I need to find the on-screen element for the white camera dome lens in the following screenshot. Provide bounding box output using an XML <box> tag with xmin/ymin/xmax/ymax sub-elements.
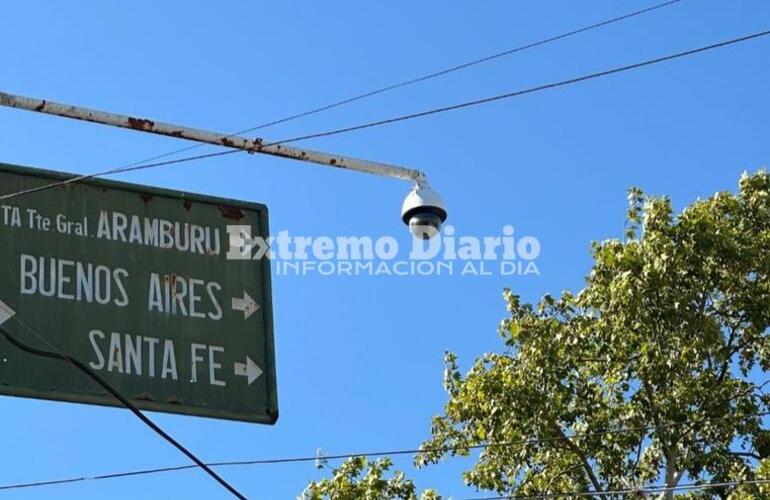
<box><xmin>401</xmin><ymin>185</ymin><xmax>447</xmax><ymax>240</ymax></box>
<box><xmin>409</xmin><ymin>212</ymin><xmax>442</xmax><ymax>240</ymax></box>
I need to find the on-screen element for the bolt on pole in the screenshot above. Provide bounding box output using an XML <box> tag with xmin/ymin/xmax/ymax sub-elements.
<box><xmin>0</xmin><ymin>91</ymin><xmax>428</xmax><ymax>186</ymax></box>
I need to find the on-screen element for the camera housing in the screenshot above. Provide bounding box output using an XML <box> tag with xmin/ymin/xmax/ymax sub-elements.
<box><xmin>401</xmin><ymin>185</ymin><xmax>447</xmax><ymax>240</ymax></box>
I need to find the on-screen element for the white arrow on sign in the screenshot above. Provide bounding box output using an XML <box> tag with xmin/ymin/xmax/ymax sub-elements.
<box><xmin>0</xmin><ymin>300</ymin><xmax>15</xmax><ymax>326</ymax></box>
<box><xmin>234</xmin><ymin>356</ymin><xmax>263</xmax><ymax>385</ymax></box>
<box><xmin>231</xmin><ymin>291</ymin><xmax>260</xmax><ymax>320</ymax></box>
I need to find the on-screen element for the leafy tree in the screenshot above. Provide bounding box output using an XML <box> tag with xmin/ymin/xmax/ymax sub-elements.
<box><xmin>302</xmin><ymin>172</ymin><xmax>770</xmax><ymax>498</ymax></box>
<box><xmin>416</xmin><ymin>172</ymin><xmax>770</xmax><ymax>498</ymax></box>
<box><xmin>722</xmin><ymin>458</ymin><xmax>770</xmax><ymax>498</ymax></box>
<box><xmin>299</xmin><ymin>457</ymin><xmax>440</xmax><ymax>500</ymax></box>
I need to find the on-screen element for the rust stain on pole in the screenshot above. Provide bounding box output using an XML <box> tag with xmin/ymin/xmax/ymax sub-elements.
<box><xmin>127</xmin><ymin>117</ymin><xmax>156</xmax><ymax>131</ymax></box>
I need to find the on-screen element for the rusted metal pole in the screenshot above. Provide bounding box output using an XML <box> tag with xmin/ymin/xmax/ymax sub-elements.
<box><xmin>0</xmin><ymin>91</ymin><xmax>428</xmax><ymax>185</ymax></box>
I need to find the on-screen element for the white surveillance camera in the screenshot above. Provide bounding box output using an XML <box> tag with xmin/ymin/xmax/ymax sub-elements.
<box><xmin>401</xmin><ymin>185</ymin><xmax>447</xmax><ymax>240</ymax></box>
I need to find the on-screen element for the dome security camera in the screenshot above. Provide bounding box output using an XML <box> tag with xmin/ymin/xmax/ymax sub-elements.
<box><xmin>401</xmin><ymin>185</ymin><xmax>447</xmax><ymax>240</ymax></box>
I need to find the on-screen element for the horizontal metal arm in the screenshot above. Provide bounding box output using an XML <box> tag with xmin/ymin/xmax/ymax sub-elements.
<box><xmin>0</xmin><ymin>91</ymin><xmax>427</xmax><ymax>185</ymax></box>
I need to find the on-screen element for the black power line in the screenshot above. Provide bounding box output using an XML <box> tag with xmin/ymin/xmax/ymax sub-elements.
<box><xmin>0</xmin><ymin>149</ymin><xmax>239</xmax><ymax>201</ymax></box>
<box><xmin>2</xmin><ymin>27</ymin><xmax>767</xmax><ymax>203</ymax></box>
<box><xmin>268</xmin><ymin>28</ymin><xmax>770</xmax><ymax>146</ymax></box>
<box><xmin>230</xmin><ymin>0</ymin><xmax>687</xmax><ymax>136</ymax></box>
<box><xmin>1</xmin><ymin>408</ymin><xmax>767</xmax><ymax>493</ymax></box>
<box><xmin>0</xmin><ymin>325</ymin><xmax>248</xmax><ymax>500</ymax></box>
<box><xmin>460</xmin><ymin>478</ymin><xmax>770</xmax><ymax>500</ymax></box>
<box><xmin>105</xmin><ymin>0</ymin><xmax>687</xmax><ymax>173</ymax></box>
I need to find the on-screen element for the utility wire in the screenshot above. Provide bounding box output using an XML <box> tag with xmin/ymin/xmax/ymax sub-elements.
<box><xmin>0</xmin><ymin>323</ymin><xmax>248</xmax><ymax>499</ymax></box>
<box><xmin>9</xmin><ymin>474</ymin><xmax>767</xmax><ymax>499</ymax></box>
<box><xmin>0</xmin><ymin>149</ymin><xmax>239</xmax><ymax>201</ymax></box>
<box><xmin>1</xmin><ymin>409</ymin><xmax>767</xmax><ymax>492</ymax></box>
<box><xmin>220</xmin><ymin>0</ymin><xmax>687</xmax><ymax>137</ymax></box>
<box><xmin>461</xmin><ymin>478</ymin><xmax>770</xmax><ymax>500</ymax></box>
<box><xmin>101</xmin><ymin>0</ymin><xmax>686</xmax><ymax>172</ymax></box>
<box><xmin>1</xmin><ymin>27</ymin><xmax>767</xmax><ymax>203</ymax></box>
<box><xmin>269</xmin><ymin>28</ymin><xmax>770</xmax><ymax>146</ymax></box>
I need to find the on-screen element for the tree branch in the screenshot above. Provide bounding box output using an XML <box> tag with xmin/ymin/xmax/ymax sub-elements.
<box><xmin>544</xmin><ymin>464</ymin><xmax>581</xmax><ymax>494</ymax></box>
<box><xmin>671</xmin><ymin>448</ymin><xmax>691</xmax><ymax>490</ymax></box>
<box><xmin>730</xmin><ymin>451</ymin><xmax>762</xmax><ymax>461</ymax></box>
<box><xmin>643</xmin><ymin>381</ymin><xmax>673</xmax><ymax>460</ymax></box>
<box><xmin>717</xmin><ymin>321</ymin><xmax>741</xmax><ymax>384</ymax></box>
<box><xmin>642</xmin><ymin>381</ymin><xmax>681</xmax><ymax>500</ymax></box>
<box><xmin>546</xmin><ymin>416</ymin><xmax>603</xmax><ymax>492</ymax></box>
<box><xmin>630</xmin><ymin>431</ymin><xmax>646</xmax><ymax>488</ymax></box>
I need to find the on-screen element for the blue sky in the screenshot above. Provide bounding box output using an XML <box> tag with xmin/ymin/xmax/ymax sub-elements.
<box><xmin>1</xmin><ymin>1</ymin><xmax>769</xmax><ymax>498</ymax></box>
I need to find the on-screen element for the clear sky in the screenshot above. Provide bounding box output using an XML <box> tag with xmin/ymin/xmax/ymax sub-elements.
<box><xmin>1</xmin><ymin>1</ymin><xmax>769</xmax><ymax>498</ymax></box>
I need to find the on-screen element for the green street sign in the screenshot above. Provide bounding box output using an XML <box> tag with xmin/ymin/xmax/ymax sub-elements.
<box><xmin>0</xmin><ymin>163</ymin><xmax>277</xmax><ymax>424</ymax></box>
